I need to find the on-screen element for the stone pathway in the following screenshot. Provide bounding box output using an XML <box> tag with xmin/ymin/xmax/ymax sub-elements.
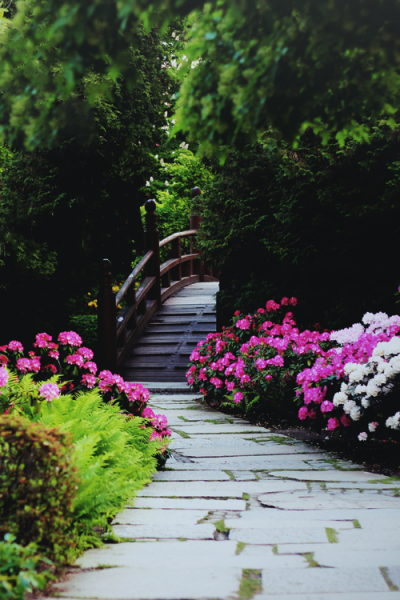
<box><xmin>51</xmin><ymin>391</ymin><xmax>400</xmax><ymax>600</ymax></box>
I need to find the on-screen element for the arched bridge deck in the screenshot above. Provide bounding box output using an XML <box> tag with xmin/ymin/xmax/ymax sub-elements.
<box><xmin>120</xmin><ymin>281</ymin><xmax>218</xmax><ymax>382</ymax></box>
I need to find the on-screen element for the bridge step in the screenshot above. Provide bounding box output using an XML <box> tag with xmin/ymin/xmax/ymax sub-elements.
<box><xmin>120</xmin><ymin>282</ymin><xmax>218</xmax><ymax>383</ymax></box>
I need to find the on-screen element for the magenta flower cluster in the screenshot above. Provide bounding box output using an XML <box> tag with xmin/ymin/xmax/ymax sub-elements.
<box><xmin>0</xmin><ymin>331</ymin><xmax>171</xmax><ymax>444</ymax></box>
<box><xmin>186</xmin><ymin>298</ymin><xmax>331</xmax><ymax>413</ymax></box>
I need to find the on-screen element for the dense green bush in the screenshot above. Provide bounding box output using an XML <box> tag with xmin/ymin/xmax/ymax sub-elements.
<box><xmin>0</xmin><ymin>415</ymin><xmax>78</xmax><ymax>563</ymax></box>
<box><xmin>33</xmin><ymin>390</ymin><xmax>160</xmax><ymax>551</ymax></box>
<box><xmin>198</xmin><ymin>123</ymin><xmax>400</xmax><ymax>330</ymax></box>
<box><xmin>0</xmin><ymin>534</ymin><xmax>50</xmax><ymax>600</ymax></box>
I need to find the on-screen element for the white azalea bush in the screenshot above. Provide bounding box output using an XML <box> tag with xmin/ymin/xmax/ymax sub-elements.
<box><xmin>335</xmin><ymin>336</ymin><xmax>400</xmax><ymax>441</ymax></box>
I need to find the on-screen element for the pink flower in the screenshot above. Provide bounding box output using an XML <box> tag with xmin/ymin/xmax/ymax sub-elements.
<box><xmin>8</xmin><ymin>341</ymin><xmax>24</xmax><ymax>352</ymax></box>
<box><xmin>266</xmin><ymin>300</ymin><xmax>280</xmax><ymax>312</ymax></box>
<box><xmin>265</xmin><ymin>374</ymin><xmax>272</xmax><ymax>381</ymax></box>
<box><xmin>240</xmin><ymin>374</ymin><xmax>251</xmax><ymax>384</ymax></box>
<box><xmin>43</xmin><ymin>364</ymin><xmax>57</xmax><ymax>374</ymax></box>
<box><xmin>289</xmin><ymin>297</ymin><xmax>298</xmax><ymax>306</ymax></box>
<box><xmin>358</xmin><ymin>432</ymin><xmax>368</xmax><ymax>441</ymax></box>
<box><xmin>226</xmin><ymin>381</ymin><xmax>235</xmax><ymax>391</ymax></box>
<box><xmin>340</xmin><ymin>414</ymin><xmax>352</xmax><ymax>427</ymax></box>
<box><xmin>78</xmin><ymin>347</ymin><xmax>94</xmax><ymax>360</ymax></box>
<box><xmin>34</xmin><ymin>333</ymin><xmax>52</xmax><ymax>348</ymax></box>
<box><xmin>66</xmin><ymin>354</ymin><xmax>85</xmax><ymax>368</ymax></box>
<box><xmin>16</xmin><ymin>357</ymin><xmax>41</xmax><ymax>373</ymax></box>
<box><xmin>233</xmin><ymin>391</ymin><xmax>244</xmax><ymax>404</ymax></box>
<box><xmin>0</xmin><ymin>355</ymin><xmax>8</xmax><ymax>365</ymax></box>
<box><xmin>327</xmin><ymin>417</ymin><xmax>340</xmax><ymax>431</ymax></box>
<box><xmin>39</xmin><ymin>382</ymin><xmax>60</xmax><ymax>402</ymax></box>
<box><xmin>58</xmin><ymin>331</ymin><xmax>82</xmax><ymax>347</ymax></box>
<box><xmin>236</xmin><ymin>318</ymin><xmax>250</xmax><ymax>330</ymax></box>
<box><xmin>142</xmin><ymin>407</ymin><xmax>156</xmax><ymax>419</ymax></box>
<box><xmin>190</xmin><ymin>350</ymin><xmax>201</xmax><ymax>361</ymax></box>
<box><xmin>0</xmin><ymin>367</ymin><xmax>8</xmax><ymax>387</ymax></box>
<box><xmin>83</xmin><ymin>361</ymin><xmax>97</xmax><ymax>375</ymax></box>
<box><xmin>210</xmin><ymin>377</ymin><xmax>223</xmax><ymax>389</ymax></box>
<box><xmin>81</xmin><ymin>374</ymin><xmax>97</xmax><ymax>388</ymax></box>
<box><xmin>281</xmin><ymin>297</ymin><xmax>289</xmax><ymax>305</ymax></box>
<box><xmin>320</xmin><ymin>400</ymin><xmax>335</xmax><ymax>413</ymax></box>
<box><xmin>298</xmin><ymin>406</ymin><xmax>309</xmax><ymax>420</ymax></box>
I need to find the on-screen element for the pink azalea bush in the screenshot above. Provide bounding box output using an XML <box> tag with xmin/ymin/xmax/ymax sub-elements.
<box><xmin>296</xmin><ymin>312</ymin><xmax>400</xmax><ymax>440</ymax></box>
<box><xmin>0</xmin><ymin>331</ymin><xmax>171</xmax><ymax>444</ymax></box>
<box><xmin>186</xmin><ymin>298</ymin><xmax>332</xmax><ymax>416</ymax></box>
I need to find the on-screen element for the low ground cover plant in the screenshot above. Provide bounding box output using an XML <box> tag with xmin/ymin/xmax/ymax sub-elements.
<box><xmin>0</xmin><ymin>534</ymin><xmax>50</xmax><ymax>600</ymax></box>
<box><xmin>187</xmin><ymin>299</ymin><xmax>400</xmax><ymax>441</ymax></box>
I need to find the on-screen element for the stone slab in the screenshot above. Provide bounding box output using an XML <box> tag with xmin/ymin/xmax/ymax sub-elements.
<box><xmin>270</xmin><ymin>470</ymin><xmax>388</xmax><ymax>482</ymax></box>
<box><xmin>55</xmin><ymin>566</ymin><xmax>242</xmax><ymax>599</ymax></box>
<box><xmin>112</xmin><ymin>509</ymin><xmax>209</xmax><ymax>525</ymax></box>
<box><xmin>165</xmin><ymin>459</ymin><xmax>315</xmax><ymax>471</ymax></box>
<box><xmin>171</xmin><ymin>424</ymin><xmax>268</xmax><ymax>434</ymax></box>
<box><xmin>231</xmin><ymin>471</ymin><xmax>259</xmax><ymax>481</ymax></box>
<box><xmin>229</xmin><ymin>527</ymin><xmax>329</xmax><ymax>544</ymax></box>
<box><xmin>169</xmin><ymin>437</ymin><xmax>271</xmax><ymax>449</ymax></box>
<box><xmin>258</xmin><ymin>490</ymin><xmax>400</xmax><ymax>510</ymax></box>
<box><xmin>325</xmin><ymin>482</ymin><xmax>400</xmax><ymax>490</ymax></box>
<box><xmin>134</xmin><ymin>497</ymin><xmax>246</xmax><ymax>510</ymax></box>
<box><xmin>112</xmin><ymin>523</ymin><xmax>215</xmax><ymax>540</ymax></box>
<box><xmin>176</xmin><ymin>446</ymin><xmax>324</xmax><ymax>458</ymax></box>
<box><xmin>225</xmin><ymin>513</ymin><xmax>355</xmax><ymax>530</ymax></box>
<box><xmin>258</xmin><ymin>567</ymin><xmax>388</xmax><ymax>595</ymax></box>
<box><xmin>153</xmin><ymin>470</ymin><xmax>231</xmax><ymax>481</ymax></box>
<box><xmin>256</xmin><ymin>594</ymin><xmax>400</xmax><ymax>600</ymax></box>
<box><xmin>311</xmin><ymin>545</ymin><xmax>400</xmax><ymax>568</ymax></box>
<box><xmin>137</xmin><ymin>480</ymin><xmax>308</xmax><ymax>498</ymax></box>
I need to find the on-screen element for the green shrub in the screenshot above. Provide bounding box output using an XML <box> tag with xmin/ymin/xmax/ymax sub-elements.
<box><xmin>31</xmin><ymin>390</ymin><xmax>160</xmax><ymax>552</ymax></box>
<box><xmin>0</xmin><ymin>534</ymin><xmax>50</xmax><ymax>600</ymax></box>
<box><xmin>0</xmin><ymin>415</ymin><xmax>78</xmax><ymax>563</ymax></box>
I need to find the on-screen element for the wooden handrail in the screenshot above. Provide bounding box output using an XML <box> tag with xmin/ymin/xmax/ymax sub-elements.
<box><xmin>115</xmin><ymin>250</ymin><xmax>153</xmax><ymax>306</ymax></box>
<box><xmin>98</xmin><ymin>190</ymin><xmax>219</xmax><ymax>371</ymax></box>
<box><xmin>159</xmin><ymin>229</ymin><xmax>197</xmax><ymax>248</ymax></box>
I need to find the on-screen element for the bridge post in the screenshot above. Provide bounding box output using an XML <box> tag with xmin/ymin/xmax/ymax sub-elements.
<box><xmin>190</xmin><ymin>187</ymin><xmax>204</xmax><ymax>282</ymax></box>
<box><xmin>144</xmin><ymin>199</ymin><xmax>161</xmax><ymax>306</ymax></box>
<box><xmin>98</xmin><ymin>258</ymin><xmax>117</xmax><ymax>371</ymax></box>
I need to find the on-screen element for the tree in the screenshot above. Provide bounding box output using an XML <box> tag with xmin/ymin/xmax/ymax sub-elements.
<box><xmin>197</xmin><ymin>123</ymin><xmax>400</xmax><ymax>328</ymax></box>
<box><xmin>0</xmin><ymin>24</ymin><xmax>183</xmax><ymax>344</ymax></box>
<box><xmin>2</xmin><ymin>1</ymin><xmax>400</xmax><ymax>151</ymax></box>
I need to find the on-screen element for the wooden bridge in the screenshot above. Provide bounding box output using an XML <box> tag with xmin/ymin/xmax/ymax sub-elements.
<box><xmin>98</xmin><ymin>192</ymin><xmax>218</xmax><ymax>382</ymax></box>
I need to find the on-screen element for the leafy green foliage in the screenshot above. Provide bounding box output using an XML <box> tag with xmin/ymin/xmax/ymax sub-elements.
<box><xmin>141</xmin><ymin>148</ymin><xmax>213</xmax><ymax>242</ymax></box>
<box><xmin>0</xmin><ymin>534</ymin><xmax>50</xmax><ymax>600</ymax></box>
<box><xmin>0</xmin><ymin>25</ymin><xmax>182</xmax><ymax>344</ymax></box>
<box><xmin>0</xmin><ymin>414</ymin><xmax>78</xmax><ymax>563</ymax></box>
<box><xmin>198</xmin><ymin>124</ymin><xmax>400</xmax><ymax>329</ymax></box>
<box><xmin>28</xmin><ymin>390</ymin><xmax>160</xmax><ymax>553</ymax></box>
<box><xmin>2</xmin><ymin>1</ymin><xmax>400</xmax><ymax>150</ymax></box>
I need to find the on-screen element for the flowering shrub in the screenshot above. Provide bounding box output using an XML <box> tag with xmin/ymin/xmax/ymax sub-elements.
<box><xmin>186</xmin><ymin>298</ymin><xmax>332</xmax><ymax>416</ymax></box>
<box><xmin>0</xmin><ymin>331</ymin><xmax>171</xmax><ymax>444</ymax></box>
<box><xmin>296</xmin><ymin>312</ymin><xmax>400</xmax><ymax>440</ymax></box>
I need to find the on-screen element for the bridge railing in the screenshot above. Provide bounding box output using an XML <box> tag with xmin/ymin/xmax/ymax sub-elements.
<box><xmin>98</xmin><ymin>194</ymin><xmax>218</xmax><ymax>371</ymax></box>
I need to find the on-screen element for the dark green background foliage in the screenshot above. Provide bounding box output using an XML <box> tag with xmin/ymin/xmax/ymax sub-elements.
<box><xmin>198</xmin><ymin>122</ymin><xmax>400</xmax><ymax>329</ymax></box>
<box><xmin>0</xmin><ymin>25</ymin><xmax>182</xmax><ymax>345</ymax></box>
<box><xmin>0</xmin><ymin>415</ymin><xmax>78</xmax><ymax>563</ymax></box>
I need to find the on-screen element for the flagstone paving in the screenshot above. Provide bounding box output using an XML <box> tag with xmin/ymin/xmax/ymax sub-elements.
<box><xmin>51</xmin><ymin>390</ymin><xmax>400</xmax><ymax>600</ymax></box>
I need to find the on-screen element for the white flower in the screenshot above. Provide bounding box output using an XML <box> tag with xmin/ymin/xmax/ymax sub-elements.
<box><xmin>160</xmin><ymin>158</ymin><xmax>164</xmax><ymax>166</ymax></box>
<box><xmin>386</xmin><ymin>412</ymin><xmax>400</xmax><ymax>429</ymax></box>
<box><xmin>354</xmin><ymin>384</ymin><xmax>367</xmax><ymax>395</ymax></box>
<box><xmin>370</xmin><ymin>355</ymin><xmax>384</xmax><ymax>363</ymax></box>
<box><xmin>358</xmin><ymin>432</ymin><xmax>368</xmax><ymax>441</ymax></box>
<box><xmin>340</xmin><ymin>382</ymin><xmax>349</xmax><ymax>393</ymax></box>
<box><xmin>145</xmin><ymin>181</ymin><xmax>150</xmax><ymax>187</ymax></box>
<box><xmin>368</xmin><ymin>422</ymin><xmax>378</xmax><ymax>432</ymax></box>
<box><xmin>165</xmin><ymin>180</ymin><xmax>169</xmax><ymax>186</ymax></box>
<box><xmin>333</xmin><ymin>391</ymin><xmax>347</xmax><ymax>406</ymax></box>
<box><xmin>172</xmin><ymin>119</ymin><xmax>176</xmax><ymax>124</ymax></box>
<box><xmin>171</xmin><ymin>59</ymin><xmax>177</xmax><ymax>68</ymax></box>
<box><xmin>344</xmin><ymin>363</ymin><xmax>359</xmax><ymax>374</ymax></box>
<box><xmin>366</xmin><ymin>381</ymin><xmax>380</xmax><ymax>397</ymax></box>
<box><xmin>349</xmin><ymin>369</ymin><xmax>365</xmax><ymax>383</ymax></box>
<box><xmin>176</xmin><ymin>36</ymin><xmax>179</xmax><ymax>41</ymax></box>
<box><xmin>389</xmin><ymin>355</ymin><xmax>400</xmax><ymax>374</ymax></box>
<box><xmin>384</xmin><ymin>336</ymin><xmax>400</xmax><ymax>357</ymax></box>
<box><xmin>154</xmin><ymin>155</ymin><xmax>158</xmax><ymax>159</ymax></box>
<box><xmin>150</xmin><ymin>177</ymin><xmax>154</xmax><ymax>182</ymax></box>
<box><xmin>361</xmin><ymin>398</ymin><xmax>370</xmax><ymax>408</ymax></box>
<box><xmin>373</xmin><ymin>374</ymin><xmax>387</xmax><ymax>386</ymax></box>
<box><xmin>343</xmin><ymin>399</ymin><xmax>356</xmax><ymax>414</ymax></box>
<box><xmin>171</xmin><ymin>31</ymin><xmax>176</xmax><ymax>38</ymax></box>
<box><xmin>372</xmin><ymin>342</ymin><xmax>386</xmax><ymax>357</ymax></box>
<box><xmin>350</xmin><ymin>406</ymin><xmax>361</xmax><ymax>421</ymax></box>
